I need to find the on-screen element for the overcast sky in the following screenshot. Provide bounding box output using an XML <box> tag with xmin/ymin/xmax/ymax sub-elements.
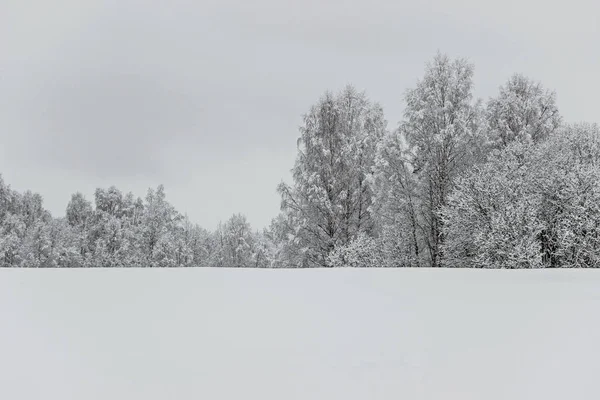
<box><xmin>1</xmin><ymin>0</ymin><xmax>598</xmax><ymax>230</ymax></box>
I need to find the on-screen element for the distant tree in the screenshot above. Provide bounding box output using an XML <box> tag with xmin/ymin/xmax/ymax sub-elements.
<box><xmin>140</xmin><ymin>185</ymin><xmax>182</xmax><ymax>267</ymax></box>
<box><xmin>50</xmin><ymin>219</ymin><xmax>83</xmax><ymax>268</ymax></box>
<box><xmin>171</xmin><ymin>216</ymin><xmax>197</xmax><ymax>267</ymax></box>
<box><xmin>211</xmin><ymin>214</ymin><xmax>254</xmax><ymax>268</ymax></box>
<box><xmin>94</xmin><ymin>186</ymin><xmax>129</xmax><ymax>218</ymax></box>
<box><xmin>22</xmin><ymin>219</ymin><xmax>54</xmax><ymax>268</ymax></box>
<box><xmin>248</xmin><ymin>227</ymin><xmax>279</xmax><ymax>268</ymax></box>
<box><xmin>0</xmin><ymin>175</ymin><xmax>23</xmax><ymax>222</ymax></box>
<box><xmin>263</xmin><ymin>213</ymin><xmax>305</xmax><ymax>268</ymax></box>
<box><xmin>187</xmin><ymin>223</ymin><xmax>212</xmax><ymax>268</ymax></box>
<box><xmin>66</xmin><ymin>193</ymin><xmax>93</xmax><ymax>227</ymax></box>
<box><xmin>486</xmin><ymin>74</ymin><xmax>561</xmax><ymax>148</ymax></box>
<box><xmin>0</xmin><ymin>214</ymin><xmax>26</xmax><ymax>267</ymax></box>
<box><xmin>19</xmin><ymin>191</ymin><xmax>47</xmax><ymax>229</ymax></box>
<box><xmin>65</xmin><ymin>193</ymin><xmax>94</xmax><ymax>262</ymax></box>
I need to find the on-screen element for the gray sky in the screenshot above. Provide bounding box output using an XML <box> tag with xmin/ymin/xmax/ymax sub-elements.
<box><xmin>1</xmin><ymin>0</ymin><xmax>598</xmax><ymax>230</ymax></box>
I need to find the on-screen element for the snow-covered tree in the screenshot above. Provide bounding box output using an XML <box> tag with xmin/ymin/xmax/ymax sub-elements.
<box><xmin>94</xmin><ymin>186</ymin><xmax>131</xmax><ymax>219</ymax></box>
<box><xmin>442</xmin><ymin>142</ymin><xmax>544</xmax><ymax>269</ymax></box>
<box><xmin>487</xmin><ymin>74</ymin><xmax>561</xmax><ymax>148</ymax></box>
<box><xmin>263</xmin><ymin>213</ymin><xmax>306</xmax><ymax>268</ymax></box>
<box><xmin>210</xmin><ymin>214</ymin><xmax>255</xmax><ymax>268</ymax></box>
<box><xmin>443</xmin><ymin>123</ymin><xmax>600</xmax><ymax>268</ymax></box>
<box><xmin>187</xmin><ymin>223</ymin><xmax>212</xmax><ymax>268</ymax></box>
<box><xmin>19</xmin><ymin>191</ymin><xmax>47</xmax><ymax>230</ymax></box>
<box><xmin>139</xmin><ymin>185</ymin><xmax>182</xmax><ymax>267</ymax></box>
<box><xmin>0</xmin><ymin>175</ymin><xmax>21</xmax><ymax>222</ymax></box>
<box><xmin>66</xmin><ymin>192</ymin><xmax>93</xmax><ymax>228</ymax></box>
<box><xmin>49</xmin><ymin>219</ymin><xmax>83</xmax><ymax>268</ymax></box>
<box><xmin>278</xmin><ymin>85</ymin><xmax>386</xmax><ymax>267</ymax></box>
<box><xmin>370</xmin><ymin>130</ymin><xmax>424</xmax><ymax>267</ymax></box>
<box><xmin>399</xmin><ymin>52</ymin><xmax>485</xmax><ymax>267</ymax></box>
<box><xmin>85</xmin><ymin>214</ymin><xmax>128</xmax><ymax>267</ymax></box>
<box><xmin>65</xmin><ymin>193</ymin><xmax>94</xmax><ymax>262</ymax></box>
<box><xmin>169</xmin><ymin>216</ymin><xmax>196</xmax><ymax>267</ymax></box>
<box><xmin>250</xmin><ymin>229</ymin><xmax>278</xmax><ymax>268</ymax></box>
<box><xmin>0</xmin><ymin>214</ymin><xmax>26</xmax><ymax>267</ymax></box>
<box><xmin>22</xmin><ymin>219</ymin><xmax>54</xmax><ymax>268</ymax></box>
<box><xmin>535</xmin><ymin>123</ymin><xmax>600</xmax><ymax>268</ymax></box>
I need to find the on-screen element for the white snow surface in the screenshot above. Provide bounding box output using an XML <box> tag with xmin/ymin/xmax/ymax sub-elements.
<box><xmin>1</xmin><ymin>268</ymin><xmax>599</xmax><ymax>399</ymax></box>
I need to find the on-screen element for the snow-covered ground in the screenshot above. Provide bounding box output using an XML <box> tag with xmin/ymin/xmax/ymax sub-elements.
<box><xmin>1</xmin><ymin>268</ymin><xmax>599</xmax><ymax>399</ymax></box>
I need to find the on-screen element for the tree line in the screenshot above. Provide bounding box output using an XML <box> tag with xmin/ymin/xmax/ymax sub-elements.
<box><xmin>2</xmin><ymin>52</ymin><xmax>599</xmax><ymax>268</ymax></box>
<box><xmin>0</xmin><ymin>182</ymin><xmax>274</xmax><ymax>268</ymax></box>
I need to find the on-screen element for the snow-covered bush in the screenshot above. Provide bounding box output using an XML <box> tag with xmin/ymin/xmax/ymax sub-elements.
<box><xmin>327</xmin><ymin>233</ymin><xmax>383</xmax><ymax>268</ymax></box>
<box><xmin>535</xmin><ymin>123</ymin><xmax>600</xmax><ymax>268</ymax></box>
<box><xmin>443</xmin><ymin>123</ymin><xmax>600</xmax><ymax>268</ymax></box>
<box><xmin>442</xmin><ymin>141</ymin><xmax>543</xmax><ymax>268</ymax></box>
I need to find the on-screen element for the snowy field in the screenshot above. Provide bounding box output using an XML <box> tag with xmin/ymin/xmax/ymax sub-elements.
<box><xmin>1</xmin><ymin>268</ymin><xmax>600</xmax><ymax>399</ymax></box>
